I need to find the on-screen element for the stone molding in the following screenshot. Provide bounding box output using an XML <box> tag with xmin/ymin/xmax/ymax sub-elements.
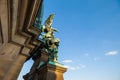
<box><xmin>0</xmin><ymin>0</ymin><xmax>42</xmax><ymax>57</ymax></box>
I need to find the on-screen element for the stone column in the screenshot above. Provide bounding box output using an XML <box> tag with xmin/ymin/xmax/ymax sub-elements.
<box><xmin>2</xmin><ymin>54</ymin><xmax>27</xmax><ymax>80</ymax></box>
<box><xmin>0</xmin><ymin>43</ymin><xmax>22</xmax><ymax>80</ymax></box>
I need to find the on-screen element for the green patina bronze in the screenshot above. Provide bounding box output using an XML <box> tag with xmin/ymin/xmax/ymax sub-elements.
<box><xmin>32</xmin><ymin>14</ymin><xmax>60</xmax><ymax>69</ymax></box>
<box><xmin>40</xmin><ymin>14</ymin><xmax>60</xmax><ymax>63</ymax></box>
<box><xmin>34</xmin><ymin>0</ymin><xmax>44</xmax><ymax>28</ymax></box>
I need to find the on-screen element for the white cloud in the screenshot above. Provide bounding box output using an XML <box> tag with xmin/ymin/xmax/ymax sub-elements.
<box><xmin>63</xmin><ymin>60</ymin><xmax>73</xmax><ymax>63</ymax></box>
<box><xmin>79</xmin><ymin>64</ymin><xmax>86</xmax><ymax>68</ymax></box>
<box><xmin>93</xmin><ymin>57</ymin><xmax>100</xmax><ymax>61</ymax></box>
<box><xmin>76</xmin><ymin>66</ymin><xmax>80</xmax><ymax>69</ymax></box>
<box><xmin>84</xmin><ymin>53</ymin><xmax>89</xmax><ymax>56</ymax></box>
<box><xmin>64</xmin><ymin>64</ymin><xmax>86</xmax><ymax>71</ymax></box>
<box><xmin>64</xmin><ymin>65</ymin><xmax>76</xmax><ymax>70</ymax></box>
<box><xmin>105</xmin><ymin>51</ymin><xmax>118</xmax><ymax>56</ymax></box>
<box><xmin>69</xmin><ymin>67</ymin><xmax>76</xmax><ymax>70</ymax></box>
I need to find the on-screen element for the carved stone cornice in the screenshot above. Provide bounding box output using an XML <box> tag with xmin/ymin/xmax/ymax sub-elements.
<box><xmin>0</xmin><ymin>0</ymin><xmax>42</xmax><ymax>57</ymax></box>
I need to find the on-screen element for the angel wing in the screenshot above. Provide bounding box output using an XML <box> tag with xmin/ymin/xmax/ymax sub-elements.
<box><xmin>44</xmin><ymin>14</ymin><xmax>55</xmax><ymax>32</ymax></box>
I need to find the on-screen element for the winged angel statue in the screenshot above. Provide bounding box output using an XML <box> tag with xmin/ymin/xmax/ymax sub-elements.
<box><xmin>40</xmin><ymin>14</ymin><xmax>60</xmax><ymax>62</ymax></box>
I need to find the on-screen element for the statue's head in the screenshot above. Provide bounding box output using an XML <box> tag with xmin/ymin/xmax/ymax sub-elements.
<box><xmin>44</xmin><ymin>33</ymin><xmax>52</xmax><ymax>40</ymax></box>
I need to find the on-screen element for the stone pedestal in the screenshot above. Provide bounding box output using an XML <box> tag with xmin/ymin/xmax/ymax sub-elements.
<box><xmin>23</xmin><ymin>51</ymin><xmax>49</xmax><ymax>80</ymax></box>
<box><xmin>37</xmin><ymin>61</ymin><xmax>67</xmax><ymax>80</ymax></box>
<box><xmin>23</xmin><ymin>50</ymin><xmax>67</xmax><ymax>80</ymax></box>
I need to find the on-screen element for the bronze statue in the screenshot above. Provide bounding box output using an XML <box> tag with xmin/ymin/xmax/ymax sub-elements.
<box><xmin>40</xmin><ymin>14</ymin><xmax>60</xmax><ymax>62</ymax></box>
<box><xmin>49</xmin><ymin>38</ymin><xmax>60</xmax><ymax>62</ymax></box>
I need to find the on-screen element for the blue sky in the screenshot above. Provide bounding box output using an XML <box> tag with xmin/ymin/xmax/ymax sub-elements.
<box><xmin>18</xmin><ymin>0</ymin><xmax>120</xmax><ymax>80</ymax></box>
